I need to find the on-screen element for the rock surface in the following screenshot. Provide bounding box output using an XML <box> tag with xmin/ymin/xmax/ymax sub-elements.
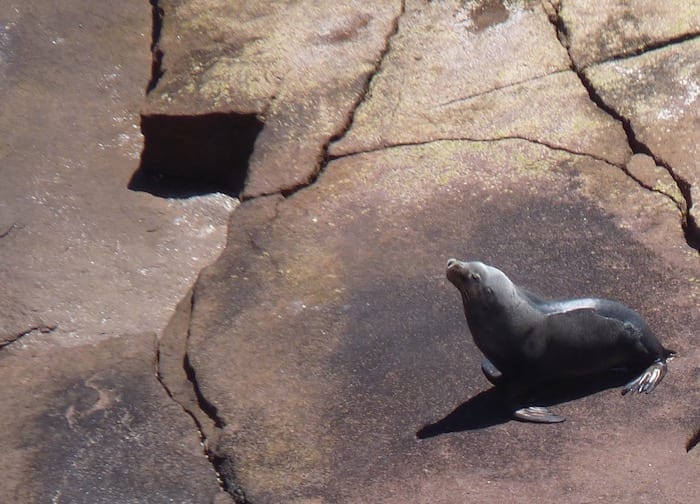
<box><xmin>0</xmin><ymin>332</ymin><xmax>222</xmax><ymax>502</ymax></box>
<box><xmin>144</xmin><ymin>0</ymin><xmax>404</xmax><ymax>197</ymax></box>
<box><xmin>1</xmin><ymin>0</ymin><xmax>699</xmax><ymax>502</ymax></box>
<box><xmin>0</xmin><ymin>0</ymin><xmax>232</xmax><ymax>501</ymax></box>
<box><xmin>190</xmin><ymin>141</ymin><xmax>699</xmax><ymax>503</ymax></box>
<box><xmin>585</xmin><ymin>38</ymin><xmax>700</xmax><ymax>226</ymax></box>
<box><xmin>329</xmin><ymin>1</ymin><xmax>630</xmax><ymax>164</ymax></box>
<box><xmin>558</xmin><ymin>0</ymin><xmax>700</xmax><ymax>68</ymax></box>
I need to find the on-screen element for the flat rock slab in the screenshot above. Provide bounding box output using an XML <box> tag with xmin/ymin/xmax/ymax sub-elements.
<box><xmin>559</xmin><ymin>0</ymin><xmax>700</xmax><ymax>68</ymax></box>
<box><xmin>189</xmin><ymin>140</ymin><xmax>700</xmax><ymax>502</ymax></box>
<box><xmin>0</xmin><ymin>0</ymin><xmax>234</xmax><ymax>346</ymax></box>
<box><xmin>0</xmin><ymin>1</ymin><xmax>236</xmax><ymax>501</ymax></box>
<box><xmin>585</xmin><ymin>38</ymin><xmax>700</xmax><ymax>221</ymax></box>
<box><xmin>0</xmin><ymin>333</ymin><xmax>222</xmax><ymax>502</ymax></box>
<box><xmin>329</xmin><ymin>1</ymin><xmax>629</xmax><ymax>166</ymax></box>
<box><xmin>3</xmin><ymin>0</ymin><xmax>699</xmax><ymax>503</ymax></box>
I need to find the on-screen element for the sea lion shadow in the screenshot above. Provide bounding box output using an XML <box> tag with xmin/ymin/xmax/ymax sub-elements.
<box><xmin>416</xmin><ymin>370</ymin><xmax>636</xmax><ymax>439</ymax></box>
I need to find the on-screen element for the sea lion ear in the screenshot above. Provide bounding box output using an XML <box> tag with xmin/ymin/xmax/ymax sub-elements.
<box><xmin>485</xmin><ymin>287</ymin><xmax>494</xmax><ymax>296</ymax></box>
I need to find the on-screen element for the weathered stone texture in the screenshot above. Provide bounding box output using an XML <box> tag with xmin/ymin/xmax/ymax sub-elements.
<box><xmin>559</xmin><ymin>0</ymin><xmax>700</xmax><ymax>68</ymax></box>
<box><xmin>146</xmin><ymin>0</ymin><xmax>404</xmax><ymax>197</ymax></box>
<box><xmin>0</xmin><ymin>0</ymin><xmax>235</xmax><ymax>347</ymax></box>
<box><xmin>0</xmin><ymin>0</ymin><xmax>235</xmax><ymax>501</ymax></box>
<box><xmin>329</xmin><ymin>1</ymin><xmax>630</xmax><ymax>165</ymax></box>
<box><xmin>586</xmin><ymin>39</ymin><xmax>700</xmax><ymax>221</ymax></box>
<box><xmin>189</xmin><ymin>140</ymin><xmax>699</xmax><ymax>502</ymax></box>
<box><xmin>0</xmin><ymin>333</ymin><xmax>221</xmax><ymax>502</ymax></box>
<box><xmin>3</xmin><ymin>0</ymin><xmax>700</xmax><ymax>502</ymax></box>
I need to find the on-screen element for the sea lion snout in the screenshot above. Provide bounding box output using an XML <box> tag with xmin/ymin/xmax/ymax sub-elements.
<box><xmin>446</xmin><ymin>258</ymin><xmax>479</xmax><ymax>292</ymax></box>
<box><xmin>446</xmin><ymin>258</ymin><xmax>464</xmax><ymax>273</ymax></box>
<box><xmin>446</xmin><ymin>258</ymin><xmax>466</xmax><ymax>283</ymax></box>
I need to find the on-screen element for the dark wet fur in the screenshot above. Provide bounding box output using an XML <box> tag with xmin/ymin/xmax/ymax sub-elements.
<box><xmin>445</xmin><ymin>260</ymin><xmax>674</xmax><ymax>423</ymax></box>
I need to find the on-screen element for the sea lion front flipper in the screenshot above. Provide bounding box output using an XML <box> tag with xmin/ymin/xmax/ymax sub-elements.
<box><xmin>622</xmin><ymin>359</ymin><xmax>668</xmax><ymax>395</ymax></box>
<box><xmin>481</xmin><ymin>357</ymin><xmax>503</xmax><ymax>385</ymax></box>
<box><xmin>513</xmin><ymin>406</ymin><xmax>565</xmax><ymax>424</ymax></box>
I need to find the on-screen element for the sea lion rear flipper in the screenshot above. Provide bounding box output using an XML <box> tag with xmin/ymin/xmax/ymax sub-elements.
<box><xmin>504</xmin><ymin>381</ymin><xmax>566</xmax><ymax>423</ymax></box>
<box><xmin>513</xmin><ymin>406</ymin><xmax>565</xmax><ymax>423</ymax></box>
<box><xmin>622</xmin><ymin>359</ymin><xmax>668</xmax><ymax>395</ymax></box>
<box><xmin>481</xmin><ymin>358</ymin><xmax>503</xmax><ymax>385</ymax></box>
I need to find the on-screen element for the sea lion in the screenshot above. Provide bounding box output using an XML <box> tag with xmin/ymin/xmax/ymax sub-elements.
<box><xmin>446</xmin><ymin>259</ymin><xmax>674</xmax><ymax>423</ymax></box>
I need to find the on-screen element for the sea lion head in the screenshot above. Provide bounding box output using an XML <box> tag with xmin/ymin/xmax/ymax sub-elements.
<box><xmin>446</xmin><ymin>258</ymin><xmax>507</xmax><ymax>303</ymax></box>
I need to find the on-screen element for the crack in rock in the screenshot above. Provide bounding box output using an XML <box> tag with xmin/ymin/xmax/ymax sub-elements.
<box><xmin>329</xmin><ymin>134</ymin><xmax>620</xmax><ymax>166</ymax></box>
<box><xmin>155</xmin><ymin>288</ymin><xmax>247</xmax><ymax>503</ymax></box>
<box><xmin>583</xmin><ymin>32</ymin><xmax>700</xmax><ymax>70</ymax></box>
<box><xmin>544</xmin><ymin>1</ymin><xmax>700</xmax><ymax>253</ymax></box>
<box><xmin>328</xmin><ymin>133</ymin><xmax>688</xmax><ymax>216</ymax></box>
<box><xmin>0</xmin><ymin>222</ymin><xmax>17</xmax><ymax>239</ymax></box>
<box><xmin>146</xmin><ymin>0</ymin><xmax>164</xmax><ymax>93</ymax></box>
<box><xmin>271</xmin><ymin>0</ymin><xmax>407</xmax><ymax>201</ymax></box>
<box><xmin>325</xmin><ymin>0</ymin><xmax>406</xmax><ymax>154</ymax></box>
<box><xmin>0</xmin><ymin>324</ymin><xmax>57</xmax><ymax>350</ymax></box>
<box><xmin>435</xmin><ymin>68</ymin><xmax>571</xmax><ymax>109</ymax></box>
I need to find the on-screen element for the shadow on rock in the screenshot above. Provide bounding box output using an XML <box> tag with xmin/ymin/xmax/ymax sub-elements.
<box><xmin>417</xmin><ymin>369</ymin><xmax>638</xmax><ymax>439</ymax></box>
<box><xmin>416</xmin><ymin>387</ymin><xmax>511</xmax><ymax>438</ymax></box>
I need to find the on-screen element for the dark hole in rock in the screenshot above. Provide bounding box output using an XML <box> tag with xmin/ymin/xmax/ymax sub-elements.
<box><xmin>683</xmin><ymin>213</ymin><xmax>700</xmax><ymax>254</ymax></box>
<box><xmin>130</xmin><ymin>113</ymin><xmax>263</xmax><ymax>198</ymax></box>
<box><xmin>687</xmin><ymin>426</ymin><xmax>700</xmax><ymax>452</ymax></box>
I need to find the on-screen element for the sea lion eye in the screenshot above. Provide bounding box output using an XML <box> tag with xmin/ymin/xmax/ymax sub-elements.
<box><xmin>469</xmin><ymin>273</ymin><xmax>481</xmax><ymax>282</ymax></box>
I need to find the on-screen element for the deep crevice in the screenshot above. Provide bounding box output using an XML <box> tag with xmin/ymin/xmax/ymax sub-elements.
<box><xmin>182</xmin><ymin>352</ymin><xmax>247</xmax><ymax>502</ymax></box>
<box><xmin>545</xmin><ymin>1</ymin><xmax>700</xmax><ymax>254</ymax></box>
<box><xmin>140</xmin><ymin>2</ymin><xmax>246</xmax><ymax>500</ymax></box>
<box><xmin>146</xmin><ymin>0</ymin><xmax>164</xmax><ymax>93</ymax></box>
<box><xmin>271</xmin><ymin>0</ymin><xmax>406</xmax><ymax>201</ymax></box>
<box><xmin>155</xmin><ymin>290</ymin><xmax>248</xmax><ymax>503</ymax></box>
<box><xmin>181</xmin><ymin>290</ymin><xmax>248</xmax><ymax>503</ymax></box>
<box><xmin>577</xmin><ymin>68</ymin><xmax>700</xmax><ymax>253</ymax></box>
<box><xmin>182</xmin><ymin>353</ymin><xmax>224</xmax><ymax>430</ymax></box>
<box><xmin>130</xmin><ymin>113</ymin><xmax>264</xmax><ymax>198</ymax></box>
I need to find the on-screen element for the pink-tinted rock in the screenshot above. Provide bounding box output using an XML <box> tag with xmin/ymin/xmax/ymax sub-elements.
<box><xmin>4</xmin><ymin>0</ymin><xmax>700</xmax><ymax>502</ymax></box>
<box><xmin>329</xmin><ymin>1</ymin><xmax>629</xmax><ymax>166</ymax></box>
<box><xmin>188</xmin><ymin>140</ymin><xmax>700</xmax><ymax>502</ymax></box>
<box><xmin>559</xmin><ymin>0</ymin><xmax>700</xmax><ymax>68</ymax></box>
<box><xmin>144</xmin><ymin>0</ymin><xmax>404</xmax><ymax>197</ymax></box>
<box><xmin>585</xmin><ymin>38</ymin><xmax>700</xmax><ymax>230</ymax></box>
<box><xmin>0</xmin><ymin>1</ymin><xmax>235</xmax><ymax>501</ymax></box>
<box><xmin>0</xmin><ymin>333</ymin><xmax>221</xmax><ymax>501</ymax></box>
